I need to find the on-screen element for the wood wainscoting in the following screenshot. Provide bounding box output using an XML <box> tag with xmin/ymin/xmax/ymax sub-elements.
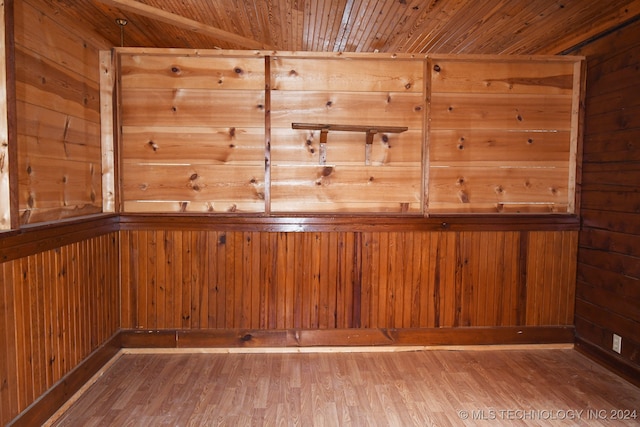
<box><xmin>0</xmin><ymin>216</ymin><xmax>120</xmax><ymax>427</ymax></box>
<box><xmin>119</xmin><ymin>216</ymin><xmax>578</xmax><ymax>347</ymax></box>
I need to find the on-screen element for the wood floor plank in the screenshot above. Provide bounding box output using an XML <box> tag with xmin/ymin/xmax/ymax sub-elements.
<box><xmin>47</xmin><ymin>349</ymin><xmax>640</xmax><ymax>426</ymax></box>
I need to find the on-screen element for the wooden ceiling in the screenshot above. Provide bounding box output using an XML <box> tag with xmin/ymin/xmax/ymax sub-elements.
<box><xmin>41</xmin><ymin>0</ymin><xmax>640</xmax><ymax>54</ymax></box>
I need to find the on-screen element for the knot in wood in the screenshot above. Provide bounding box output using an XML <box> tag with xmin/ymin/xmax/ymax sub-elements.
<box><xmin>321</xmin><ymin>166</ymin><xmax>334</xmax><ymax>177</ymax></box>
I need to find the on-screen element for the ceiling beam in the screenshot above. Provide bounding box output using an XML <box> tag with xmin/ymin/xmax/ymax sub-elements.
<box><xmin>93</xmin><ymin>0</ymin><xmax>272</xmax><ymax>50</ymax></box>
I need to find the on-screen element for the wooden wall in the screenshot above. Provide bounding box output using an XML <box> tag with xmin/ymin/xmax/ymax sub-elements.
<box><xmin>270</xmin><ymin>55</ymin><xmax>424</xmax><ymax>213</ymax></box>
<box><xmin>427</xmin><ymin>55</ymin><xmax>581</xmax><ymax>213</ymax></box>
<box><xmin>0</xmin><ymin>2</ymin><xmax>120</xmax><ymax>426</ymax></box>
<box><xmin>120</xmin><ymin>220</ymin><xmax>577</xmax><ymax>346</ymax></box>
<box><xmin>0</xmin><ymin>218</ymin><xmax>120</xmax><ymax>427</ymax></box>
<box><xmin>119</xmin><ymin>53</ymin><xmax>266</xmax><ymax>214</ymax></box>
<box><xmin>13</xmin><ymin>0</ymin><xmax>109</xmax><ymax>224</ymax></box>
<box><xmin>115</xmin><ymin>49</ymin><xmax>583</xmax><ymax>216</ymax></box>
<box><xmin>573</xmin><ymin>19</ymin><xmax>640</xmax><ymax>383</ymax></box>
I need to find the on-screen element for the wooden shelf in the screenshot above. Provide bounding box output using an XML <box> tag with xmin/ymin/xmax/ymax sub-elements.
<box><xmin>291</xmin><ymin>123</ymin><xmax>408</xmax><ymax>165</ymax></box>
<box><xmin>291</xmin><ymin>123</ymin><xmax>409</xmax><ymax>134</ymax></box>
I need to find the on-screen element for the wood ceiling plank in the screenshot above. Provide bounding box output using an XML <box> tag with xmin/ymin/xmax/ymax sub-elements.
<box><xmin>365</xmin><ymin>0</ymin><xmax>405</xmax><ymax>53</ymax></box>
<box><xmin>394</xmin><ymin>0</ymin><xmax>469</xmax><ymax>53</ymax></box>
<box><xmin>32</xmin><ymin>0</ymin><xmax>640</xmax><ymax>55</ymax></box>
<box><xmin>538</xmin><ymin>1</ymin><xmax>640</xmax><ymax>54</ymax></box>
<box><xmin>93</xmin><ymin>0</ymin><xmax>272</xmax><ymax>49</ymax></box>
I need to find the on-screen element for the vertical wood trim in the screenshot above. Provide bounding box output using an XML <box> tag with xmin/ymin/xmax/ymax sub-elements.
<box><xmin>1</xmin><ymin>261</ymin><xmax>18</xmax><ymax>420</ymax></box>
<box><xmin>570</xmin><ymin>59</ymin><xmax>586</xmax><ymax>215</ymax></box>
<box><xmin>264</xmin><ymin>56</ymin><xmax>271</xmax><ymax>214</ymax></box>
<box><xmin>453</xmin><ymin>232</ymin><xmax>463</xmax><ymax>327</ymax></box>
<box><xmin>113</xmin><ymin>50</ymin><xmax>123</xmax><ymax>213</ymax></box>
<box><xmin>1</xmin><ymin>0</ymin><xmax>17</xmax><ymax>230</ymax></box>
<box><xmin>422</xmin><ymin>57</ymin><xmax>431</xmax><ymax>216</ymax></box>
<box><xmin>99</xmin><ymin>50</ymin><xmax>116</xmax><ymax>213</ymax></box>
<box><xmin>516</xmin><ymin>231</ymin><xmax>529</xmax><ymax>325</ymax></box>
<box><xmin>0</xmin><ymin>0</ymin><xmax>9</xmax><ymax>230</ymax></box>
<box><xmin>352</xmin><ymin>232</ymin><xmax>362</xmax><ymax>328</ymax></box>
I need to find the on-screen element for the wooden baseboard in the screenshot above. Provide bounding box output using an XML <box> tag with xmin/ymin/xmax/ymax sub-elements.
<box><xmin>575</xmin><ymin>337</ymin><xmax>640</xmax><ymax>388</ymax></box>
<box><xmin>119</xmin><ymin>326</ymin><xmax>575</xmax><ymax>349</ymax></box>
<box><xmin>7</xmin><ymin>333</ymin><xmax>121</xmax><ymax>427</ymax></box>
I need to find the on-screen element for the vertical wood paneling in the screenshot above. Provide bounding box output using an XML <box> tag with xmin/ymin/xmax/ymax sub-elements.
<box><xmin>526</xmin><ymin>231</ymin><xmax>577</xmax><ymax>325</ymax></box>
<box><xmin>0</xmin><ymin>232</ymin><xmax>119</xmax><ymax>426</ymax></box>
<box><xmin>456</xmin><ymin>231</ymin><xmax>524</xmax><ymax>327</ymax></box>
<box><xmin>1</xmin><ymin>261</ymin><xmax>18</xmax><ymax>423</ymax></box>
<box><xmin>121</xmin><ymin>229</ymin><xmax>577</xmax><ymax>333</ymax></box>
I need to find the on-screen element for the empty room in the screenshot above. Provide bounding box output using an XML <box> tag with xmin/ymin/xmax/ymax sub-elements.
<box><xmin>1</xmin><ymin>0</ymin><xmax>639</xmax><ymax>425</ymax></box>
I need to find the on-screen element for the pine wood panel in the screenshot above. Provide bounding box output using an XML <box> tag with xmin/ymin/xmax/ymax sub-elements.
<box><xmin>270</xmin><ymin>91</ymin><xmax>424</xmax><ymax>129</ymax></box>
<box><xmin>120</xmin><ymin>88</ymin><xmax>266</xmax><ymax>128</ymax></box>
<box><xmin>270</xmin><ymin>57</ymin><xmax>423</xmax><ymax>92</ymax></box>
<box><xmin>119</xmin><ymin>54</ymin><xmax>265</xmax><ymax>90</ymax></box>
<box><xmin>122</xmin><ymin>164</ymin><xmax>264</xmax><ymax>204</ymax></box>
<box><xmin>268</xmin><ymin>55</ymin><xmax>425</xmax><ymax>214</ymax></box>
<box><xmin>270</xmin><ymin>165</ymin><xmax>422</xmax><ymax>214</ymax></box>
<box><xmin>14</xmin><ymin>0</ymin><xmax>107</xmax><ymax>225</ymax></box>
<box><xmin>429</xmin><ymin>129</ymin><xmax>571</xmax><ymax>165</ymax></box>
<box><xmin>429</xmin><ymin>57</ymin><xmax>576</xmax><ymax>95</ymax></box>
<box><xmin>429</xmin><ymin>93</ymin><xmax>573</xmax><ymax>130</ymax></box>
<box><xmin>114</xmin><ymin>50</ymin><xmax>584</xmax><ymax>216</ymax></box>
<box><xmin>121</xmin><ymin>126</ymin><xmax>265</xmax><ymax>164</ymax></box>
<box><xmin>0</xmin><ymin>232</ymin><xmax>119</xmax><ymax>427</ymax></box>
<box><xmin>428</xmin><ymin>166</ymin><xmax>570</xmax><ymax>214</ymax></box>
<box><xmin>120</xmin><ymin>228</ymin><xmax>577</xmax><ymax>332</ymax></box>
<box><xmin>119</xmin><ymin>53</ymin><xmax>267</xmax><ymax>214</ymax></box>
<box><xmin>427</xmin><ymin>55</ymin><xmax>583</xmax><ymax>214</ymax></box>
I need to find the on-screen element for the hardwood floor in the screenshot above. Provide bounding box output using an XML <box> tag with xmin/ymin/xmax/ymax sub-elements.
<box><xmin>47</xmin><ymin>347</ymin><xmax>640</xmax><ymax>426</ymax></box>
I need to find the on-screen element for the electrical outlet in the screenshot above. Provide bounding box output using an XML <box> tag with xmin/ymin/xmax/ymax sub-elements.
<box><xmin>612</xmin><ymin>334</ymin><xmax>622</xmax><ymax>354</ymax></box>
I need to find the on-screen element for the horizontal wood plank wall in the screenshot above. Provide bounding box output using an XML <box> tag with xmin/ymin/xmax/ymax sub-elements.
<box><xmin>572</xmin><ymin>19</ymin><xmax>640</xmax><ymax>383</ymax></box>
<box><xmin>119</xmin><ymin>53</ymin><xmax>266</xmax><ymax>214</ymax></box>
<box><xmin>0</xmin><ymin>230</ymin><xmax>119</xmax><ymax>426</ymax></box>
<box><xmin>120</xmin><ymin>227</ymin><xmax>577</xmax><ymax>336</ymax></box>
<box><xmin>14</xmin><ymin>0</ymin><xmax>109</xmax><ymax>225</ymax></box>
<box><xmin>427</xmin><ymin>55</ymin><xmax>581</xmax><ymax>214</ymax></box>
<box><xmin>115</xmin><ymin>50</ymin><xmax>583</xmax><ymax>217</ymax></box>
<box><xmin>270</xmin><ymin>55</ymin><xmax>424</xmax><ymax>213</ymax></box>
